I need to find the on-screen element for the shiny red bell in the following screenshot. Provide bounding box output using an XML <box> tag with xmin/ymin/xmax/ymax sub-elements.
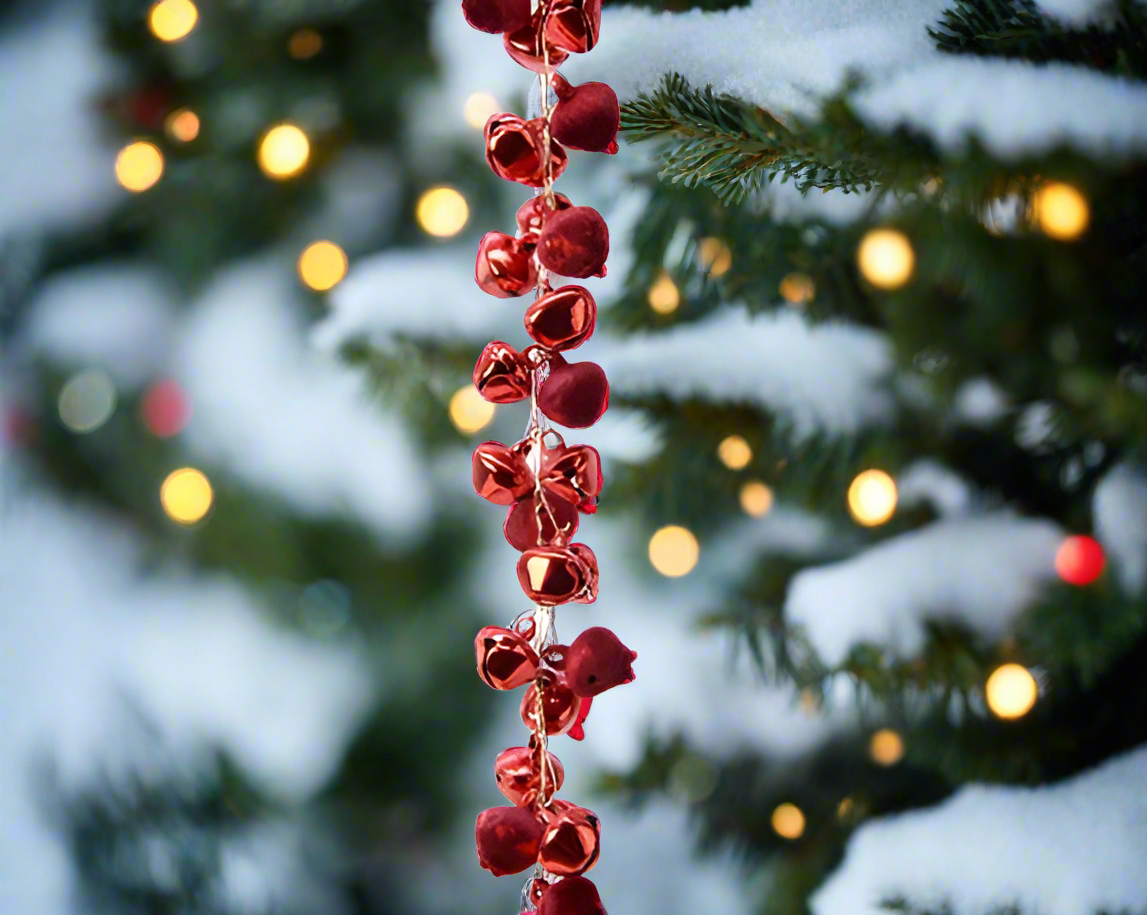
<box><xmin>474</xmin><ymin>341</ymin><xmax>533</xmax><ymax>403</ymax></box>
<box><xmin>537</xmin><ymin>876</ymin><xmax>605</xmax><ymax>915</ymax></box>
<box><xmin>461</xmin><ymin>0</ymin><xmax>531</xmax><ymax>33</ymax></box>
<box><xmin>504</xmin><ymin>495</ymin><xmax>580</xmax><ymax>551</ymax></box>
<box><xmin>540</xmin><ymin>444</ymin><xmax>602</xmax><ymax>507</ymax></box>
<box><xmin>517</xmin><ymin>193</ymin><xmax>573</xmax><ymax>236</ymax></box>
<box><xmin>538</xmin><ymin>360</ymin><xmax>609</xmax><ymax>428</ymax></box>
<box><xmin>520</xmin><ymin>672</ymin><xmax>580</xmax><ymax>734</ymax></box>
<box><xmin>537</xmin><ymin>206</ymin><xmax>608</xmax><ymax>279</ymax></box>
<box><xmin>495</xmin><ymin>745</ymin><xmax>565</xmax><ymax>807</ymax></box>
<box><xmin>475</xmin><ymin>806</ymin><xmax>544</xmax><ymax>876</ymax></box>
<box><xmin>517</xmin><ymin>544</ymin><xmax>598</xmax><ymax>605</ymax></box>
<box><xmin>524</xmin><ymin>285</ymin><xmax>597</xmax><ymax>352</ymax></box>
<box><xmin>504</xmin><ymin>9</ymin><xmax>572</xmax><ymax>72</ymax></box>
<box><xmin>551</xmin><ymin>74</ymin><xmax>620</xmax><ymax>154</ymax></box>
<box><xmin>545</xmin><ymin>0</ymin><xmax>602</xmax><ymax>54</ymax></box>
<box><xmin>473</xmin><ymin>441</ymin><xmax>533</xmax><ymax>505</ymax></box>
<box><xmin>538</xmin><ymin>801</ymin><xmax>601</xmax><ymax>876</ymax></box>
<box><xmin>476</xmin><ymin>231</ymin><xmax>538</xmax><ymax>298</ymax></box>
<box><xmin>566</xmin><ymin>627</ymin><xmax>636</xmax><ymax>697</ymax></box>
<box><xmin>485</xmin><ymin>114</ymin><xmax>569</xmax><ymax>187</ymax></box>
<box><xmin>475</xmin><ymin>626</ymin><xmax>540</xmax><ymax>690</ymax></box>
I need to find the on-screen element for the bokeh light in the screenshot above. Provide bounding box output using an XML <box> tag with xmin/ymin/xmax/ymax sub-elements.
<box><xmin>298</xmin><ymin>241</ymin><xmax>349</xmax><ymax>292</ymax></box>
<box><xmin>647</xmin><ymin>272</ymin><xmax>680</xmax><ymax>314</ymax></box>
<box><xmin>1055</xmin><ymin>535</ymin><xmax>1105</xmax><ymax>585</ymax></box>
<box><xmin>288</xmin><ymin>28</ymin><xmax>323</xmax><ymax>59</ymax></box>
<box><xmin>771</xmin><ymin>803</ymin><xmax>805</xmax><ymax>839</ymax></box>
<box><xmin>464</xmin><ymin>92</ymin><xmax>501</xmax><ymax>129</ymax></box>
<box><xmin>985</xmin><ymin>663</ymin><xmax>1038</xmax><ymax>719</ymax></box>
<box><xmin>740</xmin><ymin>480</ymin><xmax>774</xmax><ymax>517</ymax></box>
<box><xmin>448</xmin><ymin>385</ymin><xmax>495</xmax><ymax>434</ymax></box>
<box><xmin>416</xmin><ymin>186</ymin><xmax>470</xmax><ymax>238</ymax></box>
<box><xmin>857</xmin><ymin>228</ymin><xmax>914</xmax><ymax>290</ymax></box>
<box><xmin>869</xmin><ymin>729</ymin><xmax>905</xmax><ymax>766</ymax></box>
<box><xmin>141</xmin><ymin>378</ymin><xmax>190</xmax><ymax>438</ymax></box>
<box><xmin>149</xmin><ymin>0</ymin><xmax>198</xmax><ymax>42</ymax></box>
<box><xmin>648</xmin><ymin>525</ymin><xmax>700</xmax><ymax>577</ymax></box>
<box><xmin>779</xmin><ymin>272</ymin><xmax>815</xmax><ymax>306</ymax></box>
<box><xmin>698</xmin><ymin>237</ymin><xmax>732</xmax><ymax>276</ymax></box>
<box><xmin>58</xmin><ymin>369</ymin><xmax>117</xmax><ymax>433</ymax></box>
<box><xmin>115</xmin><ymin>141</ymin><xmax>164</xmax><ymax>192</ymax></box>
<box><xmin>1034</xmin><ymin>182</ymin><xmax>1089</xmax><ymax>241</ymax></box>
<box><xmin>257</xmin><ymin>123</ymin><xmax>310</xmax><ymax>179</ymax></box>
<box><xmin>717</xmin><ymin>434</ymin><xmax>752</xmax><ymax>470</ymax></box>
<box><xmin>165</xmin><ymin>108</ymin><xmax>200</xmax><ymax>142</ymax></box>
<box><xmin>847</xmin><ymin>469</ymin><xmax>898</xmax><ymax>526</ymax></box>
<box><xmin>160</xmin><ymin>467</ymin><xmax>214</xmax><ymax>525</ymax></box>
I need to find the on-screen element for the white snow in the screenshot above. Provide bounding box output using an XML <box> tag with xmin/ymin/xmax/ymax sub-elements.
<box><xmin>1034</xmin><ymin>0</ymin><xmax>1117</xmax><ymax>26</ymax></box>
<box><xmin>175</xmin><ymin>257</ymin><xmax>431</xmax><ymax>542</ymax></box>
<box><xmin>786</xmin><ymin>515</ymin><xmax>1065</xmax><ymax>667</ymax></box>
<box><xmin>813</xmin><ymin>744</ymin><xmax>1147</xmax><ymax>915</ymax></box>
<box><xmin>1093</xmin><ymin>463</ymin><xmax>1147</xmax><ymax>594</ymax></box>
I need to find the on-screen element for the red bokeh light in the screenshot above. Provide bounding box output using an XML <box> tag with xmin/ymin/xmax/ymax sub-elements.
<box><xmin>141</xmin><ymin>378</ymin><xmax>190</xmax><ymax>438</ymax></box>
<box><xmin>1055</xmin><ymin>535</ymin><xmax>1105</xmax><ymax>586</ymax></box>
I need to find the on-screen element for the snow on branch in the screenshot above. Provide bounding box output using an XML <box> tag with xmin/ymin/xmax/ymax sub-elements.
<box><xmin>812</xmin><ymin>744</ymin><xmax>1147</xmax><ymax>915</ymax></box>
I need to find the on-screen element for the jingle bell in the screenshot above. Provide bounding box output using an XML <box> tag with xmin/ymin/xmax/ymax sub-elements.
<box><xmin>545</xmin><ymin>0</ymin><xmax>602</xmax><ymax>54</ymax></box>
<box><xmin>517</xmin><ymin>193</ymin><xmax>573</xmax><ymax>236</ymax></box>
<box><xmin>504</xmin><ymin>495</ymin><xmax>580</xmax><ymax>552</ymax></box>
<box><xmin>504</xmin><ymin>9</ymin><xmax>571</xmax><ymax>72</ymax></box>
<box><xmin>524</xmin><ymin>285</ymin><xmax>597</xmax><ymax>352</ymax></box>
<box><xmin>517</xmin><ymin>543</ymin><xmax>598</xmax><ymax>605</ymax></box>
<box><xmin>551</xmin><ymin>74</ymin><xmax>620</xmax><ymax>154</ymax></box>
<box><xmin>536</xmin><ymin>206</ymin><xmax>608</xmax><ymax>279</ymax></box>
<box><xmin>461</xmin><ymin>0</ymin><xmax>531</xmax><ymax>34</ymax></box>
<box><xmin>565</xmin><ymin>627</ymin><xmax>636</xmax><ymax>697</ymax></box>
<box><xmin>474</xmin><ymin>341</ymin><xmax>532</xmax><ymax>403</ymax></box>
<box><xmin>475</xmin><ymin>626</ymin><xmax>540</xmax><ymax>690</ymax></box>
<box><xmin>475</xmin><ymin>805</ymin><xmax>544</xmax><ymax>876</ymax></box>
<box><xmin>540</xmin><ymin>443</ymin><xmax>602</xmax><ymax>507</ymax></box>
<box><xmin>536</xmin><ymin>876</ymin><xmax>606</xmax><ymax>915</ymax></box>
<box><xmin>537</xmin><ymin>360</ymin><xmax>609</xmax><ymax>428</ymax></box>
<box><xmin>495</xmin><ymin>745</ymin><xmax>565</xmax><ymax>807</ymax></box>
<box><xmin>538</xmin><ymin>800</ymin><xmax>601</xmax><ymax>876</ymax></box>
<box><xmin>476</xmin><ymin>232</ymin><xmax>537</xmax><ymax>298</ymax></box>
<box><xmin>485</xmin><ymin>114</ymin><xmax>569</xmax><ymax>187</ymax></box>
<box><xmin>520</xmin><ymin>673</ymin><xmax>580</xmax><ymax>735</ymax></box>
<box><xmin>473</xmin><ymin>441</ymin><xmax>532</xmax><ymax>505</ymax></box>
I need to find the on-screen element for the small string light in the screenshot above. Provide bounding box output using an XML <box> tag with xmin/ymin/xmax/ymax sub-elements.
<box><xmin>1055</xmin><ymin>535</ymin><xmax>1105</xmax><ymax>585</ymax></box>
<box><xmin>257</xmin><ymin>123</ymin><xmax>310</xmax><ymax>179</ymax></box>
<box><xmin>464</xmin><ymin>92</ymin><xmax>501</xmax><ymax>129</ymax></box>
<box><xmin>771</xmin><ymin>803</ymin><xmax>805</xmax><ymax>840</ymax></box>
<box><xmin>779</xmin><ymin>272</ymin><xmax>815</xmax><ymax>306</ymax></box>
<box><xmin>115</xmin><ymin>141</ymin><xmax>164</xmax><ymax>192</ymax></box>
<box><xmin>647</xmin><ymin>272</ymin><xmax>680</xmax><ymax>314</ymax></box>
<box><xmin>717</xmin><ymin>434</ymin><xmax>752</xmax><ymax>470</ymax></box>
<box><xmin>149</xmin><ymin>0</ymin><xmax>198</xmax><ymax>42</ymax></box>
<box><xmin>297</xmin><ymin>241</ymin><xmax>348</xmax><ymax>292</ymax></box>
<box><xmin>161</xmin><ymin>467</ymin><xmax>213</xmax><ymax>524</ymax></box>
<box><xmin>868</xmin><ymin>729</ymin><xmax>904</xmax><ymax>766</ymax></box>
<box><xmin>165</xmin><ymin>109</ymin><xmax>199</xmax><ymax>143</ymax></box>
<box><xmin>857</xmin><ymin>228</ymin><xmax>914</xmax><ymax>290</ymax></box>
<box><xmin>416</xmin><ymin>186</ymin><xmax>470</xmax><ymax>238</ymax></box>
<box><xmin>1034</xmin><ymin>182</ymin><xmax>1089</xmax><ymax>241</ymax></box>
<box><xmin>287</xmin><ymin>28</ymin><xmax>323</xmax><ymax>59</ymax></box>
<box><xmin>836</xmin><ymin>797</ymin><xmax>855</xmax><ymax>820</ymax></box>
<box><xmin>648</xmin><ymin>525</ymin><xmax>699</xmax><ymax>577</ymax></box>
<box><xmin>141</xmin><ymin>378</ymin><xmax>190</xmax><ymax>438</ymax></box>
<box><xmin>739</xmin><ymin>480</ymin><xmax>774</xmax><ymax>517</ymax></box>
<box><xmin>847</xmin><ymin>469</ymin><xmax>898</xmax><ymax>526</ymax></box>
<box><xmin>698</xmin><ymin>237</ymin><xmax>732</xmax><ymax>276</ymax></box>
<box><xmin>449</xmin><ymin>385</ymin><xmax>495</xmax><ymax>434</ymax></box>
<box><xmin>985</xmin><ymin>663</ymin><xmax>1038</xmax><ymax>719</ymax></box>
<box><xmin>58</xmin><ymin>369</ymin><xmax>116</xmax><ymax>433</ymax></box>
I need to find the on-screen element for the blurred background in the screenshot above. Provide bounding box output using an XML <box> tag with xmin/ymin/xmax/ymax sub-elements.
<box><xmin>3</xmin><ymin>1</ymin><xmax>1146</xmax><ymax>915</ymax></box>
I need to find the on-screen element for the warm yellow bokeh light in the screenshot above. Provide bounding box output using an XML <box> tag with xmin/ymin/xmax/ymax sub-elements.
<box><xmin>257</xmin><ymin>123</ymin><xmax>311</xmax><ymax>179</ymax></box>
<box><xmin>836</xmin><ymin>797</ymin><xmax>855</xmax><ymax>820</ymax></box>
<box><xmin>1034</xmin><ymin>182</ymin><xmax>1089</xmax><ymax>241</ymax></box>
<box><xmin>986</xmin><ymin>663</ymin><xmax>1038</xmax><ymax>720</ymax></box>
<box><xmin>857</xmin><ymin>228</ymin><xmax>914</xmax><ymax>290</ymax></box>
<box><xmin>717</xmin><ymin>434</ymin><xmax>752</xmax><ymax>470</ymax></box>
<box><xmin>416</xmin><ymin>186</ymin><xmax>470</xmax><ymax>238</ymax></box>
<box><xmin>148</xmin><ymin>0</ymin><xmax>198</xmax><ymax>42</ymax></box>
<box><xmin>771</xmin><ymin>803</ymin><xmax>805</xmax><ymax>840</ymax></box>
<box><xmin>869</xmin><ymin>729</ymin><xmax>905</xmax><ymax>766</ymax></box>
<box><xmin>288</xmin><ymin>28</ymin><xmax>323</xmax><ymax>59</ymax></box>
<box><xmin>448</xmin><ymin>385</ymin><xmax>495</xmax><ymax>434</ymax></box>
<box><xmin>847</xmin><ymin>469</ymin><xmax>898</xmax><ymax>527</ymax></box>
<box><xmin>165</xmin><ymin>108</ymin><xmax>200</xmax><ymax>142</ymax></box>
<box><xmin>298</xmin><ymin>241</ymin><xmax>348</xmax><ymax>292</ymax></box>
<box><xmin>698</xmin><ymin>237</ymin><xmax>732</xmax><ymax>276</ymax></box>
<box><xmin>779</xmin><ymin>272</ymin><xmax>815</xmax><ymax>305</ymax></box>
<box><xmin>115</xmin><ymin>141</ymin><xmax>164</xmax><ymax>192</ymax></box>
<box><xmin>463</xmin><ymin>92</ymin><xmax>501</xmax><ymax>129</ymax></box>
<box><xmin>648</xmin><ymin>525</ymin><xmax>700</xmax><ymax>578</ymax></box>
<box><xmin>648</xmin><ymin>272</ymin><xmax>680</xmax><ymax>314</ymax></box>
<box><xmin>160</xmin><ymin>467</ymin><xmax>214</xmax><ymax>525</ymax></box>
<box><xmin>740</xmin><ymin>480</ymin><xmax>774</xmax><ymax>518</ymax></box>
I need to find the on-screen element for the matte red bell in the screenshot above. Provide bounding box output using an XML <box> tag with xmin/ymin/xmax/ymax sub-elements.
<box><xmin>524</xmin><ymin>286</ymin><xmax>597</xmax><ymax>352</ymax></box>
<box><xmin>473</xmin><ymin>441</ymin><xmax>533</xmax><ymax>504</ymax></box>
<box><xmin>504</xmin><ymin>9</ymin><xmax>571</xmax><ymax>72</ymax></box>
<box><xmin>495</xmin><ymin>745</ymin><xmax>565</xmax><ymax>807</ymax></box>
<box><xmin>485</xmin><ymin>114</ymin><xmax>569</xmax><ymax>187</ymax></box>
<box><xmin>545</xmin><ymin>0</ymin><xmax>602</xmax><ymax>53</ymax></box>
<box><xmin>461</xmin><ymin>0</ymin><xmax>531</xmax><ymax>33</ymax></box>
<box><xmin>568</xmin><ymin>543</ymin><xmax>599</xmax><ymax>604</ymax></box>
<box><xmin>520</xmin><ymin>673</ymin><xmax>580</xmax><ymax>734</ymax></box>
<box><xmin>541</xmin><ymin>444</ymin><xmax>602</xmax><ymax>506</ymax></box>
<box><xmin>537</xmin><ymin>206</ymin><xmax>608</xmax><ymax>279</ymax></box>
<box><xmin>538</xmin><ymin>360</ymin><xmax>609</xmax><ymax>428</ymax></box>
<box><xmin>537</xmin><ymin>876</ymin><xmax>605</xmax><ymax>915</ymax></box>
<box><xmin>476</xmin><ymin>232</ymin><xmax>537</xmax><ymax>298</ymax></box>
<box><xmin>538</xmin><ymin>801</ymin><xmax>601</xmax><ymax>876</ymax></box>
<box><xmin>475</xmin><ymin>626</ymin><xmax>540</xmax><ymax>690</ymax></box>
<box><xmin>517</xmin><ymin>544</ymin><xmax>597</xmax><ymax>605</ymax></box>
<box><xmin>504</xmin><ymin>495</ymin><xmax>579</xmax><ymax>551</ymax></box>
<box><xmin>566</xmin><ymin>627</ymin><xmax>636</xmax><ymax>697</ymax></box>
<box><xmin>551</xmin><ymin>74</ymin><xmax>620</xmax><ymax>154</ymax></box>
<box><xmin>474</xmin><ymin>341</ymin><xmax>532</xmax><ymax>403</ymax></box>
<box><xmin>517</xmin><ymin>193</ymin><xmax>573</xmax><ymax>236</ymax></box>
<box><xmin>475</xmin><ymin>806</ymin><xmax>544</xmax><ymax>876</ymax></box>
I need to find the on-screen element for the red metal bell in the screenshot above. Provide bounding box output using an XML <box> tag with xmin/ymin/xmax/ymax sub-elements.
<box><xmin>517</xmin><ymin>193</ymin><xmax>573</xmax><ymax>236</ymax></box>
<box><xmin>565</xmin><ymin>627</ymin><xmax>636</xmax><ymax>697</ymax></box>
<box><xmin>475</xmin><ymin>626</ymin><xmax>540</xmax><ymax>690</ymax></box>
<box><xmin>536</xmin><ymin>206</ymin><xmax>608</xmax><ymax>279</ymax></box>
<box><xmin>536</xmin><ymin>876</ymin><xmax>605</xmax><ymax>915</ymax></box>
<box><xmin>504</xmin><ymin>495</ymin><xmax>580</xmax><ymax>551</ymax></box>
<box><xmin>540</xmin><ymin>444</ymin><xmax>602</xmax><ymax>506</ymax></box>
<box><xmin>520</xmin><ymin>672</ymin><xmax>580</xmax><ymax>734</ymax></box>
<box><xmin>476</xmin><ymin>231</ymin><xmax>538</xmax><ymax>298</ymax></box>
<box><xmin>545</xmin><ymin>0</ymin><xmax>601</xmax><ymax>53</ymax></box>
<box><xmin>495</xmin><ymin>745</ymin><xmax>565</xmax><ymax>807</ymax></box>
<box><xmin>461</xmin><ymin>0</ymin><xmax>531</xmax><ymax>33</ymax></box>
<box><xmin>475</xmin><ymin>805</ymin><xmax>544</xmax><ymax>876</ymax></box>
<box><xmin>538</xmin><ymin>800</ymin><xmax>601</xmax><ymax>875</ymax></box>
<box><xmin>524</xmin><ymin>285</ymin><xmax>597</xmax><ymax>351</ymax></box>
<box><xmin>516</xmin><ymin>544</ymin><xmax>597</xmax><ymax>605</ymax></box>
<box><xmin>538</xmin><ymin>360</ymin><xmax>609</xmax><ymax>428</ymax></box>
<box><xmin>551</xmin><ymin>74</ymin><xmax>620</xmax><ymax>154</ymax></box>
<box><xmin>473</xmin><ymin>441</ymin><xmax>533</xmax><ymax>505</ymax></box>
<box><xmin>504</xmin><ymin>8</ymin><xmax>572</xmax><ymax>72</ymax></box>
<box><xmin>485</xmin><ymin>114</ymin><xmax>569</xmax><ymax>187</ymax></box>
<box><xmin>474</xmin><ymin>341</ymin><xmax>533</xmax><ymax>403</ymax></box>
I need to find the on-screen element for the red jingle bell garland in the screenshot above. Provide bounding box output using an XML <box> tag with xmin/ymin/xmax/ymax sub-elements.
<box><xmin>463</xmin><ymin>1</ymin><xmax>630</xmax><ymax>911</ymax></box>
